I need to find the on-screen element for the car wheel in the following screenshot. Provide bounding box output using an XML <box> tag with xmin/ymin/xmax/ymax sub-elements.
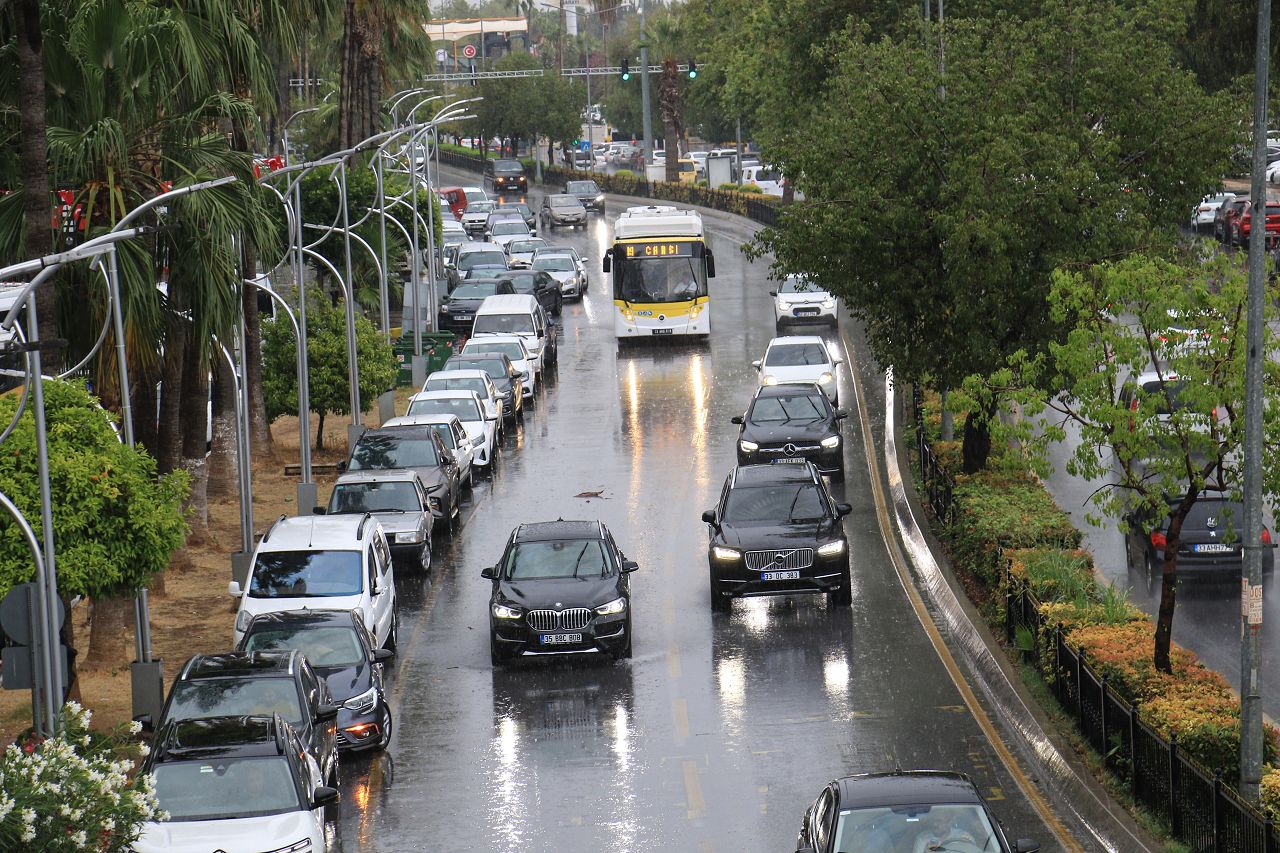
<box><xmin>612</xmin><ymin>614</ymin><xmax>633</xmax><ymax>660</ymax></box>
<box><xmin>1144</xmin><ymin>551</ymin><xmax>1158</xmax><ymax>577</ymax></box>
<box><xmin>375</xmin><ymin>705</ymin><xmax>393</xmax><ymax>751</ymax></box>
<box><xmin>419</xmin><ymin>544</ymin><xmax>431</xmax><ymax>574</ymax></box>
<box><xmin>385</xmin><ymin>614</ymin><xmax>399</xmax><ymax>652</ymax></box>
<box><xmin>832</xmin><ymin>567</ymin><xmax>853</xmax><ymax>606</ymax></box>
<box><xmin>709</xmin><ymin>567</ymin><xmax>729</xmax><ymax>612</ymax></box>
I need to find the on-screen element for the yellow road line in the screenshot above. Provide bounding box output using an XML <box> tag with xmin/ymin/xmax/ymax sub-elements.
<box><xmin>672</xmin><ymin>697</ymin><xmax>690</xmax><ymax>740</ymax></box>
<box><xmin>667</xmin><ymin>646</ymin><xmax>683</xmax><ymax>679</ymax></box>
<box><xmin>840</xmin><ymin>326</ymin><xmax>1082</xmax><ymax>853</ymax></box>
<box><xmin>683</xmin><ymin>759</ymin><xmax>706</xmax><ymax>818</ymax></box>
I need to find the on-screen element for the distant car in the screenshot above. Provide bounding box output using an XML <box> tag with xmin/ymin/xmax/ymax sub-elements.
<box><xmin>237</xmin><ymin>609</ymin><xmax>395</xmax><ymax>752</ymax></box>
<box><xmin>443</xmin><ymin>353</ymin><xmax>525</xmax><ymax>421</ymax></box>
<box><xmin>1191</xmin><ymin>192</ymin><xmax>1232</xmax><ymax>233</ymax></box>
<box><xmin>439</xmin><ymin>278</ymin><xmax>516</xmax><ymax>333</ymax></box>
<box><xmin>324</xmin><ymin>470</ymin><xmax>433</xmax><ymax>571</ymax></box>
<box><xmin>1214</xmin><ymin>196</ymin><xmax>1249</xmax><ymax>244</ymax></box>
<box><xmin>438</xmin><ymin>186</ymin><xmax>468</xmax><ymax>218</ymax></box>
<box><xmin>345</xmin><ymin>426</ymin><xmax>463</xmax><ymax>526</ymax></box>
<box><xmin>495</xmin><ymin>201</ymin><xmax>537</xmax><ymax>230</ymax></box>
<box><xmin>506</xmin><ymin>237</ymin><xmax>549</xmax><ymax>268</ymax></box>
<box><xmin>532</xmin><ymin>251</ymin><xmax>586</xmax><ymax>300</ymax></box>
<box><xmin>461</xmin><ymin>200</ymin><xmax>497</xmax><ymax>235</ymax></box>
<box><xmin>795</xmin><ymin>770</ymin><xmax>1040</xmax><ymax>853</ymax></box>
<box><xmin>500</xmin><ymin>269</ymin><xmax>563</xmax><ymax>318</ymax></box>
<box><xmin>1235</xmin><ymin>199</ymin><xmax>1280</xmax><ymax>248</ymax></box>
<box><xmin>461</xmin><ymin>186</ymin><xmax>488</xmax><ymax>205</ymax></box>
<box><xmin>733</xmin><ymin>383</ymin><xmax>847</xmax><ymax>478</ymax></box>
<box><xmin>703</xmin><ymin>462</ymin><xmax>851</xmax><ymax>611</ymax></box>
<box><xmin>136</xmin><ymin>716</ymin><xmax>338</xmax><ymax>853</ymax></box>
<box><xmin>541</xmin><ymin>193</ymin><xmax>587</xmax><ymax>228</ymax></box>
<box><xmin>1124</xmin><ymin>491</ymin><xmax>1275</xmax><ymax>579</ymax></box>
<box><xmin>446</xmin><ymin>242</ymin><xmax>509</xmax><ymax>293</ymax></box>
<box><xmin>753</xmin><ymin>335</ymin><xmax>842</xmax><ymax>404</ymax></box>
<box><xmin>772</xmin><ymin>274</ymin><xmax>838</xmax><ymax>327</ymax></box>
<box><xmin>565</xmin><ymin>179</ymin><xmax>605</xmax><ymax>211</ymax></box>
<box><xmin>486</xmin><ymin>217</ymin><xmax>534</xmax><ymax>249</ymax></box>
<box><xmin>483</xmin><ymin>520</ymin><xmax>639</xmax><ymax>664</ymax></box>
<box><xmin>484</xmin><ymin>158</ymin><xmax>528</xmax><ymax>197</ymax></box>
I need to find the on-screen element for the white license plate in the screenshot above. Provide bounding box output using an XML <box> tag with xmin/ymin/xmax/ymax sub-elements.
<box><xmin>652</xmin><ymin>328</ymin><xmax>674</xmax><ymax>335</ymax></box>
<box><xmin>541</xmin><ymin>633</ymin><xmax>582</xmax><ymax>645</ymax></box>
<box><xmin>772</xmin><ymin>457</ymin><xmax>807</xmax><ymax>464</ymax></box>
<box><xmin>795</xmin><ymin>308</ymin><xmax>820</xmax><ymax>316</ymax></box>
<box><xmin>761</xmin><ymin>570</ymin><xmax>800</xmax><ymax>581</ymax></box>
<box><xmin>1193</xmin><ymin>543</ymin><xmax>1234</xmax><ymax>554</ymax></box>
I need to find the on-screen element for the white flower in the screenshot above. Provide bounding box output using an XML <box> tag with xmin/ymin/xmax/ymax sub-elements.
<box><xmin>19</xmin><ymin>824</ymin><xmax>35</xmax><ymax>843</ymax></box>
<box><xmin>128</xmin><ymin>720</ymin><xmax>143</xmax><ymax>736</ymax></box>
<box><xmin>137</xmin><ymin>742</ymin><xmax>150</xmax><ymax>757</ymax></box>
<box><xmin>70</xmin><ymin>829</ymin><xmax>87</xmax><ymax>846</ymax></box>
<box><xmin>21</xmin><ymin>807</ymin><xmax>35</xmax><ymax>826</ymax></box>
<box><xmin>101</xmin><ymin>817</ymin><xmax>115</xmax><ymax>831</ymax></box>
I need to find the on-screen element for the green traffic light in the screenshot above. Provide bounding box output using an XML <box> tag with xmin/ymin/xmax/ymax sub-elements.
<box><xmin>688</xmin><ymin>61</ymin><xmax>698</xmax><ymax>79</ymax></box>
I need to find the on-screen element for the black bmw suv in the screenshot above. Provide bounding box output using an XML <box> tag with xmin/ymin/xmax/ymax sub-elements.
<box><xmin>482</xmin><ymin>520</ymin><xmax>639</xmax><ymax>665</ymax></box>
<box><xmin>702</xmin><ymin>463</ymin><xmax>852</xmax><ymax>611</ymax></box>
<box><xmin>733</xmin><ymin>383</ymin><xmax>847</xmax><ymax>478</ymax></box>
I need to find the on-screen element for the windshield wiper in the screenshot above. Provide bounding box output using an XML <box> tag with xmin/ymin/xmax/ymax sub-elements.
<box><xmin>571</xmin><ymin>543</ymin><xmax>594</xmax><ymax>579</ymax></box>
<box><xmin>786</xmin><ymin>488</ymin><xmax>804</xmax><ymax>523</ymax></box>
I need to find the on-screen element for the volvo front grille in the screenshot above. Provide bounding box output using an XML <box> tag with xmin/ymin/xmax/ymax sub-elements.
<box><xmin>745</xmin><ymin>549</ymin><xmax>815</xmax><ymax>571</ymax></box>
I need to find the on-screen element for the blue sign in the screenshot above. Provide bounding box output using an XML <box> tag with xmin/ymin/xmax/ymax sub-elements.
<box><xmin>578</xmin><ymin>140</ymin><xmax>591</xmax><ymax>152</ymax></box>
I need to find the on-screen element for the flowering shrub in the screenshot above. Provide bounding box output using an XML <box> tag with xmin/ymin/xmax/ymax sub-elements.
<box><xmin>1262</xmin><ymin>768</ymin><xmax>1280</xmax><ymax>820</ymax></box>
<box><xmin>0</xmin><ymin>702</ymin><xmax>163</xmax><ymax>851</ymax></box>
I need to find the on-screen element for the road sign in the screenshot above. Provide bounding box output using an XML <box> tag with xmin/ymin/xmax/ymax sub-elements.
<box><xmin>436</xmin><ymin>48</ymin><xmax>447</xmax><ymax>64</ymax></box>
<box><xmin>462</xmin><ymin>44</ymin><xmax>477</xmax><ymax>60</ymax></box>
<box><xmin>0</xmin><ymin>582</ymin><xmax>65</xmax><ymax>646</ymax></box>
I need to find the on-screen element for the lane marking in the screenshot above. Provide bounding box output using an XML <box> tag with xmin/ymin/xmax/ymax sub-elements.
<box><xmin>840</xmin><ymin>324</ymin><xmax>1082</xmax><ymax>853</ymax></box>
<box><xmin>667</xmin><ymin>646</ymin><xmax>683</xmax><ymax>679</ymax></box>
<box><xmin>672</xmin><ymin>697</ymin><xmax>690</xmax><ymax>740</ymax></box>
<box><xmin>683</xmin><ymin>759</ymin><xmax>706</xmax><ymax>819</ymax></box>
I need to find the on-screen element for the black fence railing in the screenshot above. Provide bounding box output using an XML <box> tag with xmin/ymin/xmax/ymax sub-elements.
<box><xmin>912</xmin><ymin>389</ymin><xmax>957</xmax><ymax>527</ymax></box>
<box><xmin>1003</xmin><ymin>565</ymin><xmax>1280</xmax><ymax>852</ymax></box>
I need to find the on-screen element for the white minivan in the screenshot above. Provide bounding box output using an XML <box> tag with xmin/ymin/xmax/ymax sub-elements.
<box><xmin>471</xmin><ymin>293</ymin><xmax>557</xmax><ymax>376</ymax></box>
<box><xmin>229</xmin><ymin>514</ymin><xmax>398</xmax><ymax>650</ymax></box>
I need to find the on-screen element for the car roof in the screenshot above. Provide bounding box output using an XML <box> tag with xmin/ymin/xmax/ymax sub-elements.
<box><xmin>181</xmin><ymin>650</ymin><xmax>301</xmax><ymax>680</ymax></box>
<box><xmin>476</xmin><ymin>293</ymin><xmax>539</xmax><ymax>314</ymax></box>
<box><xmin>244</xmin><ymin>609</ymin><xmax>363</xmax><ymax>632</ymax></box>
<box><xmin>408</xmin><ymin>389</ymin><xmax>483</xmax><ymax>402</ymax></box>
<box><xmin>768</xmin><ymin>334</ymin><xmax>828</xmax><ymax>346</ymax></box>
<box><xmin>731</xmin><ymin>462</ymin><xmax>820</xmax><ymax>487</ymax></box>
<box><xmin>153</xmin><ymin>715</ymin><xmax>288</xmax><ymax>763</ymax></box>
<box><xmin>427</xmin><ymin>369</ymin><xmax>490</xmax><ymax>382</ymax></box>
<box><xmin>462</xmin><ymin>335</ymin><xmax>529</xmax><ymax>350</ymax></box>
<box><xmin>459</xmin><ymin>242</ymin><xmax>505</xmax><ymax>254</ymax></box>
<box><xmin>258</xmin><ymin>514</ymin><xmax>371</xmax><ymax>551</ymax></box>
<box><xmin>449</xmin><ymin>352</ymin><xmax>511</xmax><ymax>365</ymax></box>
<box><xmin>834</xmin><ymin>771</ymin><xmax>983</xmax><ymax>809</ymax></box>
<box><xmin>334</xmin><ymin>468</ymin><xmax>424</xmax><ymax>486</ymax></box>
<box><xmin>461</xmin><ymin>186</ymin><xmax>485</xmax><ymax>194</ymax></box>
<box><xmin>513</xmin><ymin>520</ymin><xmax>605</xmax><ymax>542</ymax></box>
<box><xmin>754</xmin><ymin>382</ymin><xmax>825</xmax><ymax>400</ymax></box>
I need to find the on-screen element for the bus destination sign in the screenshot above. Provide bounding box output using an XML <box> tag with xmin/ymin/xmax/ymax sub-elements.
<box><xmin>624</xmin><ymin>241</ymin><xmax>695</xmax><ymax>259</ymax></box>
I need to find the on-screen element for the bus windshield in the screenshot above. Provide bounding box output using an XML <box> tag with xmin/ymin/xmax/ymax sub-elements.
<box><xmin>614</xmin><ymin>244</ymin><xmax>708</xmax><ymax>304</ymax></box>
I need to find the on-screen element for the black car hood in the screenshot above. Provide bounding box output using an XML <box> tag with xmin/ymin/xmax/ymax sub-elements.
<box><xmin>313</xmin><ymin>660</ymin><xmax>371</xmax><ymax>703</ymax></box>
<box><xmin>716</xmin><ymin>520</ymin><xmax>834</xmax><ymax>550</ymax></box>
<box><xmin>498</xmin><ymin>576</ymin><xmax>619</xmax><ymax>610</ymax></box>
<box><xmin>739</xmin><ymin>420</ymin><xmax>834</xmax><ymax>445</ymax></box>
<box><xmin>446</xmin><ymin>294</ymin><xmax>493</xmax><ymax>311</ymax></box>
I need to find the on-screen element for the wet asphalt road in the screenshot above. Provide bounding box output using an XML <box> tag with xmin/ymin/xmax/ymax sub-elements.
<box><xmin>332</xmin><ymin>186</ymin><xmax>1065</xmax><ymax>851</ymax></box>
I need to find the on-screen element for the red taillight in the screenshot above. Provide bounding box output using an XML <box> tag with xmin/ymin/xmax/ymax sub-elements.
<box><xmin>1264</xmin><ymin>529</ymin><xmax>1272</xmax><ymax>545</ymax></box>
<box><xmin>1151</xmin><ymin>531</ymin><xmax>1167</xmax><ymax>549</ymax></box>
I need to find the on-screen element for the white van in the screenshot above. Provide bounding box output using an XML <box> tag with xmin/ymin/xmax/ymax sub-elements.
<box><xmin>471</xmin><ymin>294</ymin><xmax>557</xmax><ymax>375</ymax></box>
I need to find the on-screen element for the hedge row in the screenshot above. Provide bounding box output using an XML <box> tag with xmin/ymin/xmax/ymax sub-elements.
<box><xmin>916</xmin><ymin>390</ymin><xmax>1280</xmax><ymax>817</ymax></box>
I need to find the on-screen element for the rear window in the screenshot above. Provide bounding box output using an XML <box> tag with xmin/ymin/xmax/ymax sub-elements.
<box><xmin>534</xmin><ymin>256</ymin><xmax>575</xmax><ymax>272</ymax></box>
<box><xmin>425</xmin><ymin>376</ymin><xmax>488</xmax><ymax>396</ymax></box>
<box><xmin>459</xmin><ymin>251</ymin><xmax>507</xmax><ymax>269</ymax></box>
<box><xmin>474</xmin><ymin>313</ymin><xmax>535</xmax><ymax>335</ymax></box>
<box><xmin>349</xmin><ymin>433</ymin><xmax>440</xmax><ymax>469</ymax></box>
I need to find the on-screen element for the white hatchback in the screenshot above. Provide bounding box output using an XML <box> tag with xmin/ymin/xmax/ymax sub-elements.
<box><xmin>401</xmin><ymin>389</ymin><xmax>499</xmax><ymax>467</ymax></box>
<box><xmin>772</xmin><ymin>274</ymin><xmax>837</xmax><ymax>327</ymax></box>
<box><xmin>753</xmin><ymin>335</ymin><xmax>843</xmax><ymax>404</ymax></box>
<box><xmin>422</xmin><ymin>368</ymin><xmax>504</xmax><ymax>424</ymax></box>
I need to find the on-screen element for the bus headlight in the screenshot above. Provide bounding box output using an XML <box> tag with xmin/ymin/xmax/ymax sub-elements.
<box><xmin>817</xmin><ymin>372</ymin><xmax>834</xmax><ymax>384</ymax></box>
<box><xmin>621</xmin><ymin>307</ymin><xmax>634</xmax><ymax>321</ymax></box>
<box><xmin>739</xmin><ymin>439</ymin><xmax>759</xmax><ymax>452</ymax></box>
<box><xmin>820</xmin><ymin>435</ymin><xmax>840</xmax><ymax>449</ymax></box>
<box><xmin>689</xmin><ymin>304</ymin><xmax>703</xmax><ymax>318</ymax></box>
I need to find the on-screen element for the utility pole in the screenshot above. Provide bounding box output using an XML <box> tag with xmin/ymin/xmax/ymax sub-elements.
<box><xmin>558</xmin><ymin>0</ymin><xmax>566</xmax><ymax>74</ymax></box>
<box><xmin>639</xmin><ymin>0</ymin><xmax>653</xmax><ymax>168</ymax></box>
<box><xmin>1240</xmin><ymin>0</ymin><xmax>1270</xmax><ymax>804</ymax></box>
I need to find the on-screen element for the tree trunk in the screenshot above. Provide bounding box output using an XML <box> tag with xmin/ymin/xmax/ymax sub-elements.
<box><xmin>14</xmin><ymin>0</ymin><xmax>58</xmax><ymax>358</ymax></box>
<box><xmin>960</xmin><ymin>409</ymin><xmax>991</xmax><ymax>474</ymax></box>
<box><xmin>85</xmin><ymin>596</ymin><xmax>132</xmax><ymax>670</ymax></box>
<box><xmin>338</xmin><ymin>0</ymin><xmax>380</xmax><ymax>149</ymax></box>
<box><xmin>180</xmin><ymin>349</ymin><xmax>210</xmax><ymax>541</ymax></box>
<box><xmin>156</xmin><ymin>322</ymin><xmax>187</xmax><ymax>475</ymax></box>
<box><xmin>1155</xmin><ymin>505</ymin><xmax>1191</xmax><ymax>674</ymax></box>
<box><xmin>316</xmin><ymin>410</ymin><xmax>327</xmax><ymax>451</ymax></box>
<box><xmin>131</xmin><ymin>368</ymin><xmax>160</xmax><ymax>456</ymax></box>
<box><xmin>660</xmin><ymin>59</ymin><xmax>682</xmax><ymax>184</ymax></box>
<box><xmin>60</xmin><ymin>594</ymin><xmax>81</xmax><ymax>702</ymax></box>
<box><xmin>206</xmin><ymin>354</ymin><xmax>239</xmax><ymax>499</ymax></box>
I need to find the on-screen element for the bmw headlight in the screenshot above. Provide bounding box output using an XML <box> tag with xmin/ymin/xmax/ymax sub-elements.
<box><xmin>739</xmin><ymin>439</ymin><xmax>759</xmax><ymax>452</ymax></box>
<box><xmin>817</xmin><ymin>372</ymin><xmax>834</xmax><ymax>384</ymax></box>
<box><xmin>396</xmin><ymin>530</ymin><xmax>424</xmax><ymax>544</ymax></box>
<box><xmin>820</xmin><ymin>435</ymin><xmax>840</xmax><ymax>449</ymax></box>
<box><xmin>343</xmin><ymin>686</ymin><xmax>378</xmax><ymax>713</ymax></box>
<box><xmin>492</xmin><ymin>603</ymin><xmax>522</xmax><ymax>620</ymax></box>
<box><xmin>235</xmin><ymin>609</ymin><xmax>251</xmax><ymax>634</ymax></box>
<box><xmin>817</xmin><ymin>540</ymin><xmax>846</xmax><ymax>557</ymax></box>
<box><xmin>712</xmin><ymin>545</ymin><xmax>742</xmax><ymax>561</ymax></box>
<box><xmin>594</xmin><ymin>597</ymin><xmax>627</xmax><ymax>616</ymax></box>
<box><xmin>762</xmin><ymin>375</ymin><xmax>778</xmax><ymax>385</ymax></box>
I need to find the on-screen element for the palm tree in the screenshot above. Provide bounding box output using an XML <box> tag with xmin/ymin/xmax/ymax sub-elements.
<box><xmin>644</xmin><ymin>12</ymin><xmax>687</xmax><ymax>184</ymax></box>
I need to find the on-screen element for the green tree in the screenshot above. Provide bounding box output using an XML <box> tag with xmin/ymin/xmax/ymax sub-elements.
<box><xmin>974</xmin><ymin>252</ymin><xmax>1280</xmax><ymax>673</ymax></box>
<box><xmin>261</xmin><ymin>294</ymin><xmax>397</xmax><ymax>450</ymax></box>
<box><xmin>750</xmin><ymin>3</ymin><xmax>1236</xmax><ymax>470</ymax></box>
<box><xmin>0</xmin><ymin>380</ymin><xmax>188</xmax><ymax>667</ymax></box>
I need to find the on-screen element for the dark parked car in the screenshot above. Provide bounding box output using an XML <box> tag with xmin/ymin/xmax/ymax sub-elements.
<box><xmin>565</xmin><ymin>179</ymin><xmax>605</xmax><ymax>211</ymax></box>
<box><xmin>702</xmin><ymin>462</ymin><xmax>851</xmax><ymax>611</ymax></box>
<box><xmin>732</xmin><ymin>384</ymin><xmax>847</xmax><ymax>478</ymax></box>
<box><xmin>482</xmin><ymin>520</ymin><xmax>638</xmax><ymax>665</ymax></box>
<box><xmin>444</xmin><ymin>352</ymin><xmax>525</xmax><ymax>420</ymax></box>
<box><xmin>1124</xmin><ymin>491</ymin><xmax>1275</xmax><ymax>580</ymax></box>
<box><xmin>500</xmin><ymin>270</ymin><xmax>562</xmax><ymax>318</ymax></box>
<box><xmin>484</xmin><ymin>158</ymin><xmax>528</xmax><ymax>197</ymax></box>
<box><xmin>140</xmin><ymin>650</ymin><xmax>340</xmax><ymax>788</ymax></box>
<box><xmin>237</xmin><ymin>610</ymin><xmax>395</xmax><ymax>752</ymax></box>
<box><xmin>540</xmin><ymin>193</ymin><xmax>587</xmax><ymax>228</ymax></box>
<box><xmin>1214</xmin><ymin>196</ymin><xmax>1249</xmax><ymax>244</ymax></box>
<box><xmin>438</xmin><ymin>277</ymin><xmax>516</xmax><ymax>334</ymax></box>
<box><xmin>796</xmin><ymin>770</ymin><xmax>1039</xmax><ymax>853</ymax></box>
<box><xmin>345</xmin><ymin>427</ymin><xmax>462</xmax><ymax>527</ymax></box>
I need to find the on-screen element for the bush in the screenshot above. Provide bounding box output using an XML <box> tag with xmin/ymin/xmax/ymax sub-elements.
<box><xmin>739</xmin><ymin>183</ymin><xmax>764</xmax><ymax>193</ymax></box>
<box><xmin>950</xmin><ymin>480</ymin><xmax>1081</xmax><ymax>584</ymax></box>
<box><xmin>1263</xmin><ymin>769</ymin><xmax>1280</xmax><ymax>820</ymax></box>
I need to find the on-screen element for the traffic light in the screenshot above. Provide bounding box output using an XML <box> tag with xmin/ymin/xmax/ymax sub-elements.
<box><xmin>621</xmin><ymin>58</ymin><xmax>631</xmax><ymax>81</ymax></box>
<box><xmin>469</xmin><ymin>62</ymin><xmax>477</xmax><ymax>86</ymax></box>
<box><xmin>688</xmin><ymin>60</ymin><xmax>698</xmax><ymax>79</ymax></box>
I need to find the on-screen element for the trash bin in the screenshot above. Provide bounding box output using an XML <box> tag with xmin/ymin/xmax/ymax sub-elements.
<box><xmin>394</xmin><ymin>331</ymin><xmax>456</xmax><ymax>386</ymax></box>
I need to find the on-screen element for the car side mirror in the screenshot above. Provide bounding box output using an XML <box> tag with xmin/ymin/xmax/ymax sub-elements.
<box><xmin>706</xmin><ymin>250</ymin><xmax>716</xmax><ymax>278</ymax></box>
<box><xmin>836</xmin><ymin>503</ymin><xmax>853</xmax><ymax>517</ymax></box>
<box><xmin>1014</xmin><ymin>841</ymin><xmax>1040</xmax><ymax>853</ymax></box>
<box><xmin>751</xmin><ymin>360</ymin><xmax>762</xmax><ymax>370</ymax></box>
<box><xmin>622</xmin><ymin>560</ymin><xmax>639</xmax><ymax>573</ymax></box>
<box><xmin>372</xmin><ymin>648</ymin><xmax>395</xmax><ymax>663</ymax></box>
<box><xmin>311</xmin><ymin>786</ymin><xmax>340</xmax><ymax>810</ymax></box>
<box><xmin>133</xmin><ymin>713</ymin><xmax>154</xmax><ymax>733</ymax></box>
<box><xmin>227</xmin><ymin>580</ymin><xmax>243</xmax><ymax>597</ymax></box>
<box><xmin>313</xmin><ymin>506</ymin><xmax>327</xmax><ymax>515</ymax></box>
<box><xmin>701</xmin><ymin>509</ymin><xmax>716</xmax><ymax>524</ymax></box>
<box><xmin>315</xmin><ymin>703</ymin><xmax>340</xmax><ymax>723</ymax></box>
<box><xmin>834</xmin><ymin>410</ymin><xmax>849</xmax><ymax>420</ymax></box>
<box><xmin>480</xmin><ymin>566</ymin><xmax>495</xmax><ymax>579</ymax></box>
<box><xmin>602</xmin><ymin>250</ymin><xmax>612</xmax><ymax>273</ymax></box>
<box><xmin>768</xmin><ymin>290</ymin><xmax>777</xmax><ymax>297</ymax></box>
<box><xmin>531</xmin><ymin>229</ymin><xmax>538</xmax><ymax>237</ymax></box>
<box><xmin>730</xmin><ymin>415</ymin><xmax>744</xmax><ymax>425</ymax></box>
<box><xmin>833</xmin><ymin>357</ymin><xmax>845</xmax><ymax>365</ymax></box>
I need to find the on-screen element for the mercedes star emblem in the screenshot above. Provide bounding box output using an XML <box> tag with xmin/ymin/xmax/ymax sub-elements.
<box><xmin>782</xmin><ymin>443</ymin><xmax>798</xmax><ymax>456</ymax></box>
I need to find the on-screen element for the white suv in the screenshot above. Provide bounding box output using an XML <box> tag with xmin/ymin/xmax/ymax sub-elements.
<box><xmin>753</xmin><ymin>335</ymin><xmax>843</xmax><ymax>404</ymax></box>
<box><xmin>229</xmin><ymin>514</ymin><xmax>398</xmax><ymax>650</ymax></box>
<box><xmin>772</xmin><ymin>274</ymin><xmax>837</xmax><ymax>327</ymax></box>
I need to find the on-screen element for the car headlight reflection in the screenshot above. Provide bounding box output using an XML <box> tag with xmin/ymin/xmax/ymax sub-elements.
<box><xmin>712</xmin><ymin>546</ymin><xmax>742</xmax><ymax>561</ymax></box>
<box><xmin>343</xmin><ymin>686</ymin><xmax>378</xmax><ymax>713</ymax></box>
<box><xmin>492</xmin><ymin>603</ymin><xmax>523</xmax><ymax>620</ymax></box>
<box><xmin>817</xmin><ymin>540</ymin><xmax>846</xmax><ymax>557</ymax></box>
<box><xmin>821</xmin><ymin>298</ymin><xmax>836</xmax><ymax>309</ymax></box>
<box><xmin>820</xmin><ymin>435</ymin><xmax>841</xmax><ymax>449</ymax></box>
<box><xmin>396</xmin><ymin>530</ymin><xmax>424</xmax><ymax>544</ymax></box>
<box><xmin>594</xmin><ymin>597</ymin><xmax>627</xmax><ymax>616</ymax></box>
<box><xmin>739</xmin><ymin>439</ymin><xmax>759</xmax><ymax>452</ymax></box>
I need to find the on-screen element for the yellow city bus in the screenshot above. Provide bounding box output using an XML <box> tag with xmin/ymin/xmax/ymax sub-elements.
<box><xmin>603</xmin><ymin>206</ymin><xmax>716</xmax><ymax>339</ymax></box>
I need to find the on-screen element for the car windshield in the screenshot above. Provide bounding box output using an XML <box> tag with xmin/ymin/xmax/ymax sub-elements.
<box><xmin>466</xmin><ymin>201</ymin><xmax>494</xmax><ymax>215</ymax></box>
<box><xmin>426</xmin><ymin>376</ymin><xmax>488</xmax><ymax>396</ymax></box>
<box><xmin>249</xmin><ymin>551</ymin><xmax>363</xmax><ymax>599</ymax></box>
<box><xmin>464</xmin><ymin>190</ymin><xmax>487</xmax><ymax>203</ymax></box>
<box><xmin>502</xmin><ymin>275</ymin><xmax>540</xmax><ymax>293</ymax></box>
<box><xmin>350</xmin><ymin>433</ymin><xmax>440</xmax><ymax>469</ymax></box>
<box><xmin>459</xmin><ymin>251</ymin><xmax>506</xmax><ymax>270</ymax></box>
<box><xmin>724</xmin><ymin>484</ymin><xmax>826</xmax><ymax>524</ymax></box>
<box><xmin>494</xmin><ymin>160</ymin><xmax>522</xmax><ymax>174</ymax></box>
<box><xmin>534</xmin><ymin>256</ymin><xmax>575</xmax><ymax>272</ymax></box>
<box><xmin>831</xmin><ymin>804</ymin><xmax>999</xmax><ymax>853</ymax></box>
<box><xmin>567</xmin><ymin>181</ymin><xmax>599</xmax><ymax>194</ymax></box>
<box><xmin>153</xmin><ymin>757</ymin><xmax>301</xmax><ymax>821</ymax></box>
<box><xmin>167</xmin><ymin>677</ymin><xmax>304</xmax><ymax>726</ymax></box>
<box><xmin>492</xmin><ymin>221</ymin><xmax>527</xmax><ymax>235</ymax></box>
<box><xmin>549</xmin><ymin>196</ymin><xmax>579</xmax><ymax>208</ymax></box>
<box><xmin>765</xmin><ymin>343</ymin><xmax>830</xmax><ymax>367</ymax></box>
<box><xmin>503</xmin><ymin>539</ymin><xmax>610</xmax><ymax>580</ymax></box>
<box><xmin>243</xmin><ymin>625</ymin><xmax>366</xmax><ymax>668</ymax></box>
<box><xmin>750</xmin><ymin>394</ymin><xmax>827</xmax><ymax>424</ymax></box>
<box><xmin>408</xmin><ymin>396</ymin><xmax>483</xmax><ymax>422</ymax></box>
<box><xmin>453</xmin><ymin>281</ymin><xmax>503</xmax><ymax>298</ymax></box>
<box><xmin>329</xmin><ymin>481</ymin><xmax>421</xmax><ymax>514</ymax></box>
<box><xmin>463</xmin><ymin>341</ymin><xmax>526</xmax><ymax>362</ymax></box>
<box><xmin>474</xmin><ymin>314</ymin><xmax>535</xmax><ymax>335</ymax></box>
<box><xmin>780</xmin><ymin>277</ymin><xmax>824</xmax><ymax>294</ymax></box>
<box><xmin>509</xmin><ymin>240</ymin><xmax>544</xmax><ymax>253</ymax></box>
